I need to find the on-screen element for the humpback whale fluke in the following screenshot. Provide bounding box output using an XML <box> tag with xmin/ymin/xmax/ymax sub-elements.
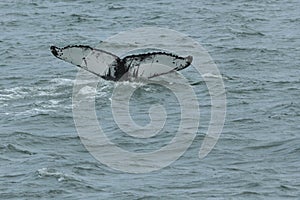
<box><xmin>50</xmin><ymin>45</ymin><xmax>193</xmax><ymax>81</ymax></box>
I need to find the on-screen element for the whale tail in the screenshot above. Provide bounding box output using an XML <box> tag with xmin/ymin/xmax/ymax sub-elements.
<box><xmin>50</xmin><ymin>45</ymin><xmax>192</xmax><ymax>81</ymax></box>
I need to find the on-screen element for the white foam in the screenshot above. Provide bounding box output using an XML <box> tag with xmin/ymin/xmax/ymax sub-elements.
<box><xmin>115</xmin><ymin>80</ymin><xmax>145</xmax><ymax>89</ymax></box>
<box><xmin>37</xmin><ymin>167</ymin><xmax>67</xmax><ymax>182</ymax></box>
<box><xmin>15</xmin><ymin>108</ymin><xmax>56</xmax><ymax>117</ymax></box>
<box><xmin>50</xmin><ymin>78</ymin><xmax>74</xmax><ymax>85</ymax></box>
<box><xmin>202</xmin><ymin>73</ymin><xmax>222</xmax><ymax>79</ymax></box>
<box><xmin>49</xmin><ymin>99</ymin><xmax>59</xmax><ymax>105</ymax></box>
<box><xmin>78</xmin><ymin>86</ymin><xmax>96</xmax><ymax>95</ymax></box>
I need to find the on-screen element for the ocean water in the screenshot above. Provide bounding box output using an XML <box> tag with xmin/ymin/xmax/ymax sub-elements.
<box><xmin>1</xmin><ymin>0</ymin><xmax>299</xmax><ymax>199</ymax></box>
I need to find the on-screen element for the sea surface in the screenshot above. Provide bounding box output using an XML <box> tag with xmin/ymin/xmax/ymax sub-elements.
<box><xmin>1</xmin><ymin>0</ymin><xmax>299</xmax><ymax>199</ymax></box>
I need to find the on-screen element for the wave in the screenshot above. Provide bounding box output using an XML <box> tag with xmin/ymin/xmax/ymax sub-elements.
<box><xmin>1</xmin><ymin>143</ymin><xmax>35</xmax><ymax>156</ymax></box>
<box><xmin>37</xmin><ymin>167</ymin><xmax>76</xmax><ymax>182</ymax></box>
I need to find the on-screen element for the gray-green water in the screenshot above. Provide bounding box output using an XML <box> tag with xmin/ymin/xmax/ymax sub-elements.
<box><xmin>1</xmin><ymin>0</ymin><xmax>299</xmax><ymax>199</ymax></box>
